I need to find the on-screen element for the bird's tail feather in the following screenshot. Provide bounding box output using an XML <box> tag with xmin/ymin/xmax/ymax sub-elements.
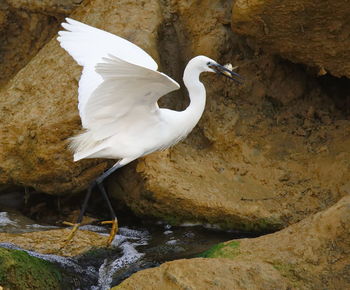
<box><xmin>68</xmin><ymin>130</ymin><xmax>102</xmax><ymax>153</ymax></box>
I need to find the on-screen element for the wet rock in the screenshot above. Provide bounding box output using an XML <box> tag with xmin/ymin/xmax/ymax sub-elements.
<box><xmin>0</xmin><ymin>211</ymin><xmax>40</xmax><ymax>233</ymax></box>
<box><xmin>116</xmin><ymin>195</ymin><xmax>350</xmax><ymax>289</ymax></box>
<box><xmin>0</xmin><ymin>247</ymin><xmax>62</xmax><ymax>289</ymax></box>
<box><xmin>0</xmin><ymin>189</ymin><xmax>24</xmax><ymax>210</ymax></box>
<box><xmin>0</xmin><ymin>228</ymin><xmax>108</xmax><ymax>257</ymax></box>
<box><xmin>232</xmin><ymin>0</ymin><xmax>350</xmax><ymax>78</ymax></box>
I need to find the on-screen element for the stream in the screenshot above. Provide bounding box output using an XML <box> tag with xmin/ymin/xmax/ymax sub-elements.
<box><xmin>0</xmin><ymin>209</ymin><xmax>250</xmax><ymax>289</ymax></box>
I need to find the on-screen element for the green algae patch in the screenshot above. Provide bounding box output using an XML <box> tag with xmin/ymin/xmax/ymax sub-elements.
<box><xmin>198</xmin><ymin>241</ymin><xmax>240</xmax><ymax>258</ymax></box>
<box><xmin>236</xmin><ymin>217</ymin><xmax>284</xmax><ymax>233</ymax></box>
<box><xmin>0</xmin><ymin>248</ymin><xmax>62</xmax><ymax>290</ymax></box>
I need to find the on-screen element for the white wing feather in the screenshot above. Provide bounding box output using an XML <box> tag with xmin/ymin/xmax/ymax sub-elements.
<box><xmin>85</xmin><ymin>55</ymin><xmax>180</xmax><ymax>141</ymax></box>
<box><xmin>57</xmin><ymin>18</ymin><xmax>158</xmax><ymax>127</ymax></box>
<box><xmin>57</xmin><ymin>18</ymin><xmax>157</xmax><ymax>69</ymax></box>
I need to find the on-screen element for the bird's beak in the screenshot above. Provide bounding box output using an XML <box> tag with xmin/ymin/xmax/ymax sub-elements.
<box><xmin>209</xmin><ymin>63</ymin><xmax>243</xmax><ymax>83</ymax></box>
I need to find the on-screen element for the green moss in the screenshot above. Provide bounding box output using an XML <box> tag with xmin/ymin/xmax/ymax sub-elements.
<box><xmin>198</xmin><ymin>241</ymin><xmax>240</xmax><ymax>258</ymax></box>
<box><xmin>0</xmin><ymin>248</ymin><xmax>62</xmax><ymax>290</ymax></box>
<box><xmin>237</xmin><ymin>217</ymin><xmax>284</xmax><ymax>233</ymax></box>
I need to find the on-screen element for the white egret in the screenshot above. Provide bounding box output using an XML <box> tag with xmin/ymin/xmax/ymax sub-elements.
<box><xmin>57</xmin><ymin>18</ymin><xmax>242</xmax><ymax>246</ymax></box>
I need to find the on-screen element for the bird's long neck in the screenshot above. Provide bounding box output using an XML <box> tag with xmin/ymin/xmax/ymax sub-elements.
<box><xmin>182</xmin><ymin>65</ymin><xmax>206</xmax><ymax>131</ymax></box>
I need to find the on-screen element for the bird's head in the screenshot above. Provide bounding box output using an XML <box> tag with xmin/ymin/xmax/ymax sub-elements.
<box><xmin>190</xmin><ymin>55</ymin><xmax>243</xmax><ymax>84</ymax></box>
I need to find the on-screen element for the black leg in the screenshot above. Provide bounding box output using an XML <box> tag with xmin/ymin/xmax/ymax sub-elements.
<box><xmin>77</xmin><ymin>181</ymin><xmax>95</xmax><ymax>223</ymax></box>
<box><xmin>97</xmin><ymin>181</ymin><xmax>118</xmax><ymax>245</ymax></box>
<box><xmin>60</xmin><ymin>183</ymin><xmax>95</xmax><ymax>248</ymax></box>
<box><xmin>97</xmin><ymin>181</ymin><xmax>116</xmax><ymax>219</ymax></box>
<box><xmin>96</xmin><ymin>162</ymin><xmax>123</xmax><ymax>184</ymax></box>
<box><xmin>95</xmin><ymin>162</ymin><xmax>123</xmax><ymax>245</ymax></box>
<box><xmin>61</xmin><ymin>162</ymin><xmax>123</xmax><ymax>248</ymax></box>
<box><xmin>95</xmin><ymin>161</ymin><xmax>123</xmax><ymax>220</ymax></box>
<box><xmin>73</xmin><ymin>161</ymin><xmax>123</xmax><ymax>224</ymax></box>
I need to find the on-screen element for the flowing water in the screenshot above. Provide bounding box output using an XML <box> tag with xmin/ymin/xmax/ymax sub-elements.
<box><xmin>0</xmin><ymin>209</ymin><xmax>250</xmax><ymax>289</ymax></box>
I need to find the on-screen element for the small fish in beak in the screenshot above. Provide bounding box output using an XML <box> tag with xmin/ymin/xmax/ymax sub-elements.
<box><xmin>209</xmin><ymin>62</ymin><xmax>243</xmax><ymax>83</ymax></box>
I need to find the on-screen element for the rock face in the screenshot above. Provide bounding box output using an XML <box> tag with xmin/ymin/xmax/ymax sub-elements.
<box><xmin>0</xmin><ymin>247</ymin><xmax>62</xmax><ymax>289</ymax></box>
<box><xmin>116</xmin><ymin>195</ymin><xmax>350</xmax><ymax>289</ymax></box>
<box><xmin>0</xmin><ymin>0</ymin><xmax>349</xmax><ymax>234</ymax></box>
<box><xmin>111</xmin><ymin>0</ymin><xmax>350</xmax><ymax>231</ymax></box>
<box><xmin>0</xmin><ymin>1</ymin><xmax>81</xmax><ymax>86</ymax></box>
<box><xmin>232</xmin><ymin>0</ymin><xmax>350</xmax><ymax>78</ymax></box>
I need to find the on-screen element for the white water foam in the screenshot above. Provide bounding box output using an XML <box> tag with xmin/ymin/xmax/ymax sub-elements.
<box><xmin>166</xmin><ymin>239</ymin><xmax>178</xmax><ymax>245</ymax></box>
<box><xmin>92</xmin><ymin>227</ymin><xmax>150</xmax><ymax>290</ymax></box>
<box><xmin>93</xmin><ymin>242</ymin><xmax>144</xmax><ymax>290</ymax></box>
<box><xmin>27</xmin><ymin>224</ymin><xmax>59</xmax><ymax>230</ymax></box>
<box><xmin>0</xmin><ymin>212</ymin><xmax>16</xmax><ymax>226</ymax></box>
<box><xmin>79</xmin><ymin>224</ymin><xmax>108</xmax><ymax>233</ymax></box>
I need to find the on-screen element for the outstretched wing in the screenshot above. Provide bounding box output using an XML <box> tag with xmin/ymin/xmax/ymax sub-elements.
<box><xmin>84</xmin><ymin>55</ymin><xmax>180</xmax><ymax>141</ymax></box>
<box><xmin>57</xmin><ymin>18</ymin><xmax>159</xmax><ymax>126</ymax></box>
<box><xmin>57</xmin><ymin>18</ymin><xmax>157</xmax><ymax>69</ymax></box>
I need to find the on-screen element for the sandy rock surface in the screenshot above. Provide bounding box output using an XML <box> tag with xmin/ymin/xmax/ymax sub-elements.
<box><xmin>232</xmin><ymin>0</ymin><xmax>350</xmax><ymax>78</ymax></box>
<box><xmin>115</xmin><ymin>258</ymin><xmax>293</xmax><ymax>290</ymax></box>
<box><xmin>0</xmin><ymin>228</ymin><xmax>108</xmax><ymax>257</ymax></box>
<box><xmin>221</xmin><ymin>195</ymin><xmax>350</xmax><ymax>289</ymax></box>
<box><xmin>116</xmin><ymin>195</ymin><xmax>350</xmax><ymax>289</ymax></box>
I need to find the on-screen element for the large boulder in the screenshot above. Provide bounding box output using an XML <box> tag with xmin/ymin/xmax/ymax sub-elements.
<box><xmin>232</xmin><ymin>0</ymin><xmax>350</xmax><ymax>77</ymax></box>
<box><xmin>116</xmin><ymin>195</ymin><xmax>350</xmax><ymax>289</ymax></box>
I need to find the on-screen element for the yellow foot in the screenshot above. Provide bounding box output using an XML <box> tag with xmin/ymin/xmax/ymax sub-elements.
<box><xmin>59</xmin><ymin>222</ymin><xmax>81</xmax><ymax>249</ymax></box>
<box><xmin>101</xmin><ymin>218</ymin><xmax>118</xmax><ymax>246</ymax></box>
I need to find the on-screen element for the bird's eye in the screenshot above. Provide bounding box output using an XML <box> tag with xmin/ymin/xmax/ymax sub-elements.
<box><xmin>207</xmin><ymin>62</ymin><xmax>211</xmax><ymax>66</ymax></box>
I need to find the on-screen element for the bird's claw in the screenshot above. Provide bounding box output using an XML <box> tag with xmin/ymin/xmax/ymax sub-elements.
<box><xmin>101</xmin><ymin>218</ymin><xmax>118</xmax><ymax>246</ymax></box>
<box><xmin>59</xmin><ymin>222</ymin><xmax>81</xmax><ymax>249</ymax></box>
